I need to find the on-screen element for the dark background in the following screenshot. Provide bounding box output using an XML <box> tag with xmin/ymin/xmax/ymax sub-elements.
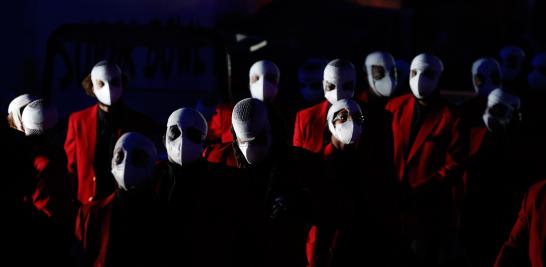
<box><xmin>1</xmin><ymin>0</ymin><xmax>545</xmax><ymax>124</ymax></box>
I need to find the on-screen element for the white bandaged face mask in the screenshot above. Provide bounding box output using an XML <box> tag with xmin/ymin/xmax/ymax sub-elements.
<box><xmin>165</xmin><ymin>108</ymin><xmax>207</xmax><ymax>166</ymax></box>
<box><xmin>409</xmin><ymin>53</ymin><xmax>443</xmax><ymax>99</ymax></box>
<box><xmin>231</xmin><ymin>98</ymin><xmax>272</xmax><ymax>165</ymax></box>
<box><xmin>472</xmin><ymin>58</ymin><xmax>502</xmax><ymax>97</ymax></box>
<box><xmin>333</xmin><ymin>120</ymin><xmax>362</xmax><ymax>145</ymax></box>
<box><xmin>365</xmin><ymin>51</ymin><xmax>398</xmax><ymax>97</ymax></box>
<box><xmin>249</xmin><ymin>60</ymin><xmax>280</xmax><ymax>103</ymax></box>
<box><xmin>327</xmin><ymin>99</ymin><xmax>365</xmax><ymax>145</ymax></box>
<box><xmin>323</xmin><ymin>60</ymin><xmax>356</xmax><ymax>104</ymax></box>
<box><xmin>91</xmin><ymin>63</ymin><xmax>123</xmax><ymax>106</ymax></box>
<box><xmin>7</xmin><ymin>94</ymin><xmax>38</xmax><ymax>132</ymax></box>
<box><xmin>482</xmin><ymin>88</ymin><xmax>520</xmax><ymax>132</ymax></box>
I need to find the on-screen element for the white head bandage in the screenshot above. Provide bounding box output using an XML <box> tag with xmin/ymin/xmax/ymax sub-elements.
<box><xmin>482</xmin><ymin>88</ymin><xmax>520</xmax><ymax>132</ymax></box>
<box><xmin>7</xmin><ymin>94</ymin><xmax>38</xmax><ymax>131</ymax></box>
<box><xmin>232</xmin><ymin>98</ymin><xmax>272</xmax><ymax>164</ymax></box>
<box><xmin>409</xmin><ymin>53</ymin><xmax>444</xmax><ymax>99</ymax></box>
<box><xmin>21</xmin><ymin>99</ymin><xmax>59</xmax><ymax>136</ymax></box>
<box><xmin>323</xmin><ymin>59</ymin><xmax>356</xmax><ymax>104</ymax></box>
<box><xmin>471</xmin><ymin>57</ymin><xmax>502</xmax><ymax>97</ymax></box>
<box><xmin>365</xmin><ymin>51</ymin><xmax>398</xmax><ymax>97</ymax></box>
<box><xmin>90</xmin><ymin>60</ymin><xmax>123</xmax><ymax>106</ymax></box>
<box><xmin>249</xmin><ymin>60</ymin><xmax>280</xmax><ymax>103</ymax></box>
<box><xmin>327</xmin><ymin>99</ymin><xmax>364</xmax><ymax>145</ymax></box>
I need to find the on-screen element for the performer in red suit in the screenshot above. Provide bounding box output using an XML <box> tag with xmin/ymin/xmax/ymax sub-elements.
<box><xmin>207</xmin><ymin>60</ymin><xmax>286</xmax><ymax>144</ymax></box>
<box><xmin>204</xmin><ymin>98</ymin><xmax>320</xmax><ymax>267</ymax></box>
<box><xmin>22</xmin><ymin>99</ymin><xmax>72</xmax><ymax>224</ymax></box>
<box><xmin>495</xmin><ymin>179</ymin><xmax>546</xmax><ymax>267</ymax></box>
<box><xmin>64</xmin><ymin>60</ymin><xmax>158</xmax><ymax>207</ymax></box>
<box><xmin>461</xmin><ymin>88</ymin><xmax>526</xmax><ymax>267</ymax></box>
<box><xmin>293</xmin><ymin>59</ymin><xmax>356</xmax><ymax>153</ymax></box>
<box><xmin>308</xmin><ymin>99</ymin><xmax>401</xmax><ymax>267</ymax></box>
<box><xmin>385</xmin><ymin>53</ymin><xmax>467</xmax><ymax>266</ymax></box>
<box><xmin>74</xmin><ymin>132</ymin><xmax>161</xmax><ymax>267</ymax></box>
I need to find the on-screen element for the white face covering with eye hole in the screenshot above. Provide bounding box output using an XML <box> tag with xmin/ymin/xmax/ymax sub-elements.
<box><xmin>482</xmin><ymin>88</ymin><xmax>520</xmax><ymax>132</ymax></box>
<box><xmin>232</xmin><ymin>98</ymin><xmax>272</xmax><ymax>165</ymax></box>
<box><xmin>249</xmin><ymin>60</ymin><xmax>280</xmax><ymax>103</ymax></box>
<box><xmin>409</xmin><ymin>53</ymin><xmax>444</xmax><ymax>99</ymax></box>
<box><xmin>165</xmin><ymin>108</ymin><xmax>207</xmax><ymax>166</ymax></box>
<box><xmin>7</xmin><ymin>94</ymin><xmax>38</xmax><ymax>132</ymax></box>
<box><xmin>111</xmin><ymin>132</ymin><xmax>157</xmax><ymax>191</ymax></box>
<box><xmin>333</xmin><ymin>120</ymin><xmax>362</xmax><ymax>145</ymax></box>
<box><xmin>471</xmin><ymin>58</ymin><xmax>502</xmax><ymax>97</ymax></box>
<box><xmin>323</xmin><ymin>60</ymin><xmax>356</xmax><ymax>104</ymax></box>
<box><xmin>365</xmin><ymin>51</ymin><xmax>398</xmax><ymax>97</ymax></box>
<box><xmin>91</xmin><ymin>62</ymin><xmax>123</xmax><ymax>106</ymax></box>
<box><xmin>327</xmin><ymin>99</ymin><xmax>364</xmax><ymax>145</ymax></box>
<box><xmin>21</xmin><ymin>99</ymin><xmax>58</xmax><ymax>136</ymax></box>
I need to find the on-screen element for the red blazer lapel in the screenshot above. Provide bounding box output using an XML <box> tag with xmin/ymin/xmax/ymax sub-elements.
<box><xmin>389</xmin><ymin>95</ymin><xmax>415</xmax><ymax>181</ymax></box>
<box><xmin>397</xmin><ymin>97</ymin><xmax>414</xmax><ymax>162</ymax></box>
<box><xmin>84</xmin><ymin>104</ymin><xmax>98</xmax><ymax>169</ymax></box>
<box><xmin>407</xmin><ymin>103</ymin><xmax>442</xmax><ymax>163</ymax></box>
<box><xmin>316</xmin><ymin>100</ymin><xmax>329</xmax><ymax>148</ymax></box>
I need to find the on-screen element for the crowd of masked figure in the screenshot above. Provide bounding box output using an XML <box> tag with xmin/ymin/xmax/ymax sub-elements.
<box><xmin>2</xmin><ymin>47</ymin><xmax>546</xmax><ymax>267</ymax></box>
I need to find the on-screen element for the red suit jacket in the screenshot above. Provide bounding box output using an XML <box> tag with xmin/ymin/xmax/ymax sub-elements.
<box><xmin>207</xmin><ymin>103</ymin><xmax>234</xmax><ymax>144</ymax></box>
<box><xmin>495</xmin><ymin>179</ymin><xmax>546</xmax><ymax>267</ymax></box>
<box><xmin>385</xmin><ymin>94</ymin><xmax>467</xmax><ymax>238</ymax></box>
<box><xmin>64</xmin><ymin>104</ymin><xmax>157</xmax><ymax>205</ymax></box>
<box><xmin>203</xmin><ymin>142</ymin><xmax>238</xmax><ymax>168</ymax></box>
<box><xmin>293</xmin><ymin>100</ymin><xmax>329</xmax><ymax>153</ymax></box>
<box><xmin>75</xmin><ymin>190</ymin><xmax>162</xmax><ymax>267</ymax></box>
<box><xmin>385</xmin><ymin>94</ymin><xmax>466</xmax><ymax>189</ymax></box>
<box><xmin>31</xmin><ymin>147</ymin><xmax>71</xmax><ymax>223</ymax></box>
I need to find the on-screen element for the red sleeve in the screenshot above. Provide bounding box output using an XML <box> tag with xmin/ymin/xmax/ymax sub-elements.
<box><xmin>64</xmin><ymin>114</ymin><xmax>77</xmax><ymax>176</ymax></box>
<box><xmin>32</xmin><ymin>153</ymin><xmax>72</xmax><ymax>222</ymax></box>
<box><xmin>414</xmin><ymin>112</ymin><xmax>468</xmax><ymax>190</ymax></box>
<box><xmin>207</xmin><ymin>105</ymin><xmax>231</xmax><ymax>143</ymax></box>
<box><xmin>494</xmin><ymin>191</ymin><xmax>530</xmax><ymax>267</ymax></box>
<box><xmin>293</xmin><ymin>112</ymin><xmax>303</xmax><ymax>148</ymax></box>
<box><xmin>437</xmin><ymin>113</ymin><xmax>468</xmax><ymax>185</ymax></box>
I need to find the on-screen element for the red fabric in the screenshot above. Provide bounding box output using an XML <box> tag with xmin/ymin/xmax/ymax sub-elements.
<box><xmin>495</xmin><ymin>179</ymin><xmax>546</xmax><ymax>267</ymax></box>
<box><xmin>33</xmin><ymin>155</ymin><xmax>50</xmax><ymax>173</ymax></box>
<box><xmin>469</xmin><ymin>126</ymin><xmax>488</xmax><ymax>163</ymax></box>
<box><xmin>385</xmin><ymin>94</ymin><xmax>466</xmax><ymax>188</ymax></box>
<box><xmin>65</xmin><ymin>104</ymin><xmax>98</xmax><ymax>205</ymax></box>
<box><xmin>64</xmin><ymin>104</ymin><xmax>157</xmax><ymax>205</ymax></box>
<box><xmin>293</xmin><ymin>100</ymin><xmax>329</xmax><ymax>153</ymax></box>
<box><xmin>306</xmin><ymin>225</ymin><xmax>317</xmax><ymax>266</ymax></box>
<box><xmin>207</xmin><ymin>103</ymin><xmax>234</xmax><ymax>144</ymax></box>
<box><xmin>385</xmin><ymin>94</ymin><xmax>466</xmax><ymax>239</ymax></box>
<box><xmin>75</xmin><ymin>192</ymin><xmax>116</xmax><ymax>267</ymax></box>
<box><xmin>202</xmin><ymin>142</ymin><xmax>238</xmax><ymax>168</ymax></box>
<box><xmin>31</xmin><ymin>153</ymin><xmax>70</xmax><ymax>220</ymax></box>
<box><xmin>463</xmin><ymin>126</ymin><xmax>488</xmax><ymax>193</ymax></box>
<box><xmin>32</xmin><ymin>156</ymin><xmax>52</xmax><ymax>217</ymax></box>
